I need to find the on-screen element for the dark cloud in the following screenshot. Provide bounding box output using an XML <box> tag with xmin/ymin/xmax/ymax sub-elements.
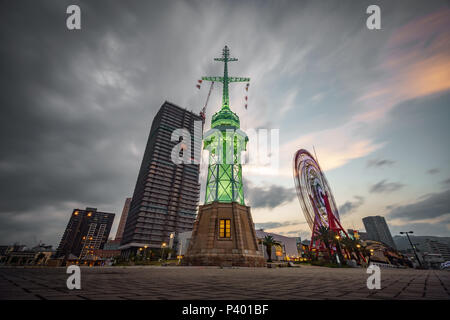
<box><xmin>338</xmin><ymin>196</ymin><xmax>364</xmax><ymax>215</ymax></box>
<box><xmin>245</xmin><ymin>181</ymin><xmax>296</xmax><ymax>209</ymax></box>
<box><xmin>388</xmin><ymin>189</ymin><xmax>450</xmax><ymax>220</ymax></box>
<box><xmin>254</xmin><ymin>220</ymin><xmax>304</xmax><ymax>230</ymax></box>
<box><xmin>0</xmin><ymin>0</ymin><xmax>185</xmax><ymax>245</ymax></box>
<box><xmin>369</xmin><ymin>180</ymin><xmax>404</xmax><ymax>193</ymax></box>
<box><xmin>278</xmin><ymin>230</ymin><xmax>311</xmax><ymax>239</ymax></box>
<box><xmin>427</xmin><ymin>168</ymin><xmax>440</xmax><ymax>175</ymax></box>
<box><xmin>0</xmin><ymin>0</ymin><xmax>446</xmax><ymax>246</ymax></box>
<box><xmin>441</xmin><ymin>178</ymin><xmax>450</xmax><ymax>186</ymax></box>
<box><xmin>367</xmin><ymin>158</ymin><xmax>395</xmax><ymax>168</ymax></box>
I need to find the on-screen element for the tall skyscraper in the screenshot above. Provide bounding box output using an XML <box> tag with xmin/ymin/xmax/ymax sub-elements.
<box><xmin>120</xmin><ymin>101</ymin><xmax>202</xmax><ymax>256</ymax></box>
<box><xmin>362</xmin><ymin>215</ymin><xmax>396</xmax><ymax>249</ymax></box>
<box><xmin>56</xmin><ymin>207</ymin><xmax>115</xmax><ymax>259</ymax></box>
<box><xmin>115</xmin><ymin>197</ymin><xmax>131</xmax><ymax>241</ymax></box>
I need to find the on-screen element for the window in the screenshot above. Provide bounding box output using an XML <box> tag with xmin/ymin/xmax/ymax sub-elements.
<box><xmin>219</xmin><ymin>219</ymin><xmax>231</xmax><ymax>238</ymax></box>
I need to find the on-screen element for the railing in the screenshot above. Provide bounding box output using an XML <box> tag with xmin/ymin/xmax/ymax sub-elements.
<box><xmin>369</xmin><ymin>262</ymin><xmax>404</xmax><ymax>269</ymax></box>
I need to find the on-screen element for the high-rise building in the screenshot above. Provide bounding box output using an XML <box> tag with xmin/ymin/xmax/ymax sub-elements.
<box><xmin>362</xmin><ymin>215</ymin><xmax>396</xmax><ymax>249</ymax></box>
<box><xmin>56</xmin><ymin>207</ymin><xmax>115</xmax><ymax>259</ymax></box>
<box><xmin>120</xmin><ymin>101</ymin><xmax>202</xmax><ymax>256</ymax></box>
<box><xmin>115</xmin><ymin>197</ymin><xmax>131</xmax><ymax>241</ymax></box>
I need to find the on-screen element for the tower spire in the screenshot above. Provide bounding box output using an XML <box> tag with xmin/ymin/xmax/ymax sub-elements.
<box><xmin>202</xmin><ymin>45</ymin><xmax>249</xmax><ymax>111</ymax></box>
<box><xmin>202</xmin><ymin>46</ymin><xmax>249</xmax><ymax>205</ymax></box>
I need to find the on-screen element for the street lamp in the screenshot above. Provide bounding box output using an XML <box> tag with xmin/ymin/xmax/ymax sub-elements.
<box><xmin>161</xmin><ymin>242</ymin><xmax>167</xmax><ymax>261</ymax></box>
<box><xmin>400</xmin><ymin>231</ymin><xmax>422</xmax><ymax>268</ymax></box>
<box><xmin>334</xmin><ymin>235</ymin><xmax>342</xmax><ymax>265</ymax></box>
<box><xmin>143</xmin><ymin>245</ymin><xmax>148</xmax><ymax>260</ymax></box>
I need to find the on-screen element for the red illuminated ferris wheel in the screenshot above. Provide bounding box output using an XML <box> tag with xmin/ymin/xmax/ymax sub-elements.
<box><xmin>293</xmin><ymin>149</ymin><xmax>349</xmax><ymax>250</ymax></box>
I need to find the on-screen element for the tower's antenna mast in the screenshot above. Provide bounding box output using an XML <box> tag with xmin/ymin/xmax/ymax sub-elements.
<box><xmin>201</xmin><ymin>45</ymin><xmax>250</xmax><ymax>111</ymax></box>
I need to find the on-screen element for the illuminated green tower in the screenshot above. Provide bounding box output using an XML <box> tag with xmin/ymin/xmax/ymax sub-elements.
<box><xmin>202</xmin><ymin>46</ymin><xmax>249</xmax><ymax>205</ymax></box>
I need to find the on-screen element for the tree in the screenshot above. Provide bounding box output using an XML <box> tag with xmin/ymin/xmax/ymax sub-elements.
<box><xmin>316</xmin><ymin>226</ymin><xmax>334</xmax><ymax>262</ymax></box>
<box><xmin>342</xmin><ymin>237</ymin><xmax>365</xmax><ymax>263</ymax></box>
<box><xmin>332</xmin><ymin>235</ymin><xmax>346</xmax><ymax>264</ymax></box>
<box><xmin>263</xmin><ymin>235</ymin><xmax>281</xmax><ymax>262</ymax></box>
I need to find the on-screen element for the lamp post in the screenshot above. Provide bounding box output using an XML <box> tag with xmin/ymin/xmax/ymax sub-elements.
<box><xmin>161</xmin><ymin>242</ymin><xmax>167</xmax><ymax>261</ymax></box>
<box><xmin>400</xmin><ymin>231</ymin><xmax>422</xmax><ymax>268</ymax></box>
<box><xmin>335</xmin><ymin>235</ymin><xmax>342</xmax><ymax>265</ymax></box>
<box><xmin>168</xmin><ymin>233</ymin><xmax>174</xmax><ymax>260</ymax></box>
<box><xmin>144</xmin><ymin>245</ymin><xmax>148</xmax><ymax>260</ymax></box>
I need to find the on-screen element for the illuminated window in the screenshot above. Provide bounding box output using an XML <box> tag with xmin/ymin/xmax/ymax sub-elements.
<box><xmin>87</xmin><ymin>212</ymin><xmax>92</xmax><ymax>217</ymax></box>
<box><xmin>74</xmin><ymin>211</ymin><xmax>79</xmax><ymax>216</ymax></box>
<box><xmin>219</xmin><ymin>219</ymin><xmax>231</xmax><ymax>238</ymax></box>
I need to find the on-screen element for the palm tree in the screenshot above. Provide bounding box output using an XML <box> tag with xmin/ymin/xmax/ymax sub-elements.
<box><xmin>341</xmin><ymin>237</ymin><xmax>355</xmax><ymax>260</ymax></box>
<box><xmin>332</xmin><ymin>234</ymin><xmax>346</xmax><ymax>264</ymax></box>
<box><xmin>316</xmin><ymin>226</ymin><xmax>334</xmax><ymax>262</ymax></box>
<box><xmin>263</xmin><ymin>235</ymin><xmax>281</xmax><ymax>262</ymax></box>
<box><xmin>341</xmin><ymin>237</ymin><xmax>363</xmax><ymax>262</ymax></box>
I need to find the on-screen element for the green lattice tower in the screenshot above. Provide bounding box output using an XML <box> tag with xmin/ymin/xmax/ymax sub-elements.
<box><xmin>202</xmin><ymin>46</ymin><xmax>249</xmax><ymax>205</ymax></box>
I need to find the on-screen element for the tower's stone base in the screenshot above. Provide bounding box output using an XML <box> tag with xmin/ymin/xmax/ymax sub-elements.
<box><xmin>183</xmin><ymin>202</ymin><xmax>266</xmax><ymax>267</ymax></box>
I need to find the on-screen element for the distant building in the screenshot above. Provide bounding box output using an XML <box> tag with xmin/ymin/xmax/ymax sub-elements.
<box><xmin>176</xmin><ymin>230</ymin><xmax>300</xmax><ymax>261</ymax></box>
<box><xmin>347</xmin><ymin>229</ymin><xmax>369</xmax><ymax>241</ymax></box>
<box><xmin>255</xmin><ymin>230</ymin><xmax>299</xmax><ymax>261</ymax></box>
<box><xmin>115</xmin><ymin>197</ymin><xmax>132</xmax><ymax>241</ymax></box>
<box><xmin>422</xmin><ymin>253</ymin><xmax>445</xmax><ymax>269</ymax></box>
<box><xmin>358</xmin><ymin>231</ymin><xmax>369</xmax><ymax>241</ymax></box>
<box><xmin>295</xmin><ymin>237</ymin><xmax>303</xmax><ymax>254</ymax></box>
<box><xmin>88</xmin><ymin>239</ymin><xmax>122</xmax><ymax>262</ymax></box>
<box><xmin>55</xmin><ymin>207</ymin><xmax>115</xmax><ymax>260</ymax></box>
<box><xmin>301</xmin><ymin>239</ymin><xmax>311</xmax><ymax>246</ymax></box>
<box><xmin>176</xmin><ymin>231</ymin><xmax>192</xmax><ymax>256</ymax></box>
<box><xmin>394</xmin><ymin>235</ymin><xmax>450</xmax><ymax>261</ymax></box>
<box><xmin>362</xmin><ymin>216</ymin><xmax>396</xmax><ymax>249</ymax></box>
<box><xmin>424</xmin><ymin>239</ymin><xmax>450</xmax><ymax>261</ymax></box>
<box><xmin>120</xmin><ymin>101</ymin><xmax>202</xmax><ymax>257</ymax></box>
<box><xmin>0</xmin><ymin>245</ymin><xmax>11</xmax><ymax>257</ymax></box>
<box><xmin>0</xmin><ymin>242</ymin><xmax>54</xmax><ymax>266</ymax></box>
<box><xmin>4</xmin><ymin>250</ymin><xmax>36</xmax><ymax>265</ymax></box>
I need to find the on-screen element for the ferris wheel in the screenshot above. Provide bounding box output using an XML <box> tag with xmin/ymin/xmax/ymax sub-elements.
<box><xmin>293</xmin><ymin>149</ymin><xmax>342</xmax><ymax>233</ymax></box>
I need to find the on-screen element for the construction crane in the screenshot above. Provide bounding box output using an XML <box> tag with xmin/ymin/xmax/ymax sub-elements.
<box><xmin>199</xmin><ymin>81</ymin><xmax>214</xmax><ymax>123</ymax></box>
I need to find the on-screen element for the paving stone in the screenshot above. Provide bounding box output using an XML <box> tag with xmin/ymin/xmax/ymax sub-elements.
<box><xmin>0</xmin><ymin>266</ymin><xmax>449</xmax><ymax>300</ymax></box>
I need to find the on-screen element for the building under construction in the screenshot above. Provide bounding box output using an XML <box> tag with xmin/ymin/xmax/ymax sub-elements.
<box><xmin>120</xmin><ymin>101</ymin><xmax>202</xmax><ymax>257</ymax></box>
<box><xmin>55</xmin><ymin>207</ymin><xmax>115</xmax><ymax>260</ymax></box>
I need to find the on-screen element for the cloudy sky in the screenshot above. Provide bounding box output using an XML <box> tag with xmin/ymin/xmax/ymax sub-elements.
<box><xmin>1</xmin><ymin>0</ymin><xmax>449</xmax><ymax>247</ymax></box>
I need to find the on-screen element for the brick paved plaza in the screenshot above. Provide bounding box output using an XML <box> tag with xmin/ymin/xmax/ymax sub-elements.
<box><xmin>0</xmin><ymin>265</ymin><xmax>449</xmax><ymax>300</ymax></box>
